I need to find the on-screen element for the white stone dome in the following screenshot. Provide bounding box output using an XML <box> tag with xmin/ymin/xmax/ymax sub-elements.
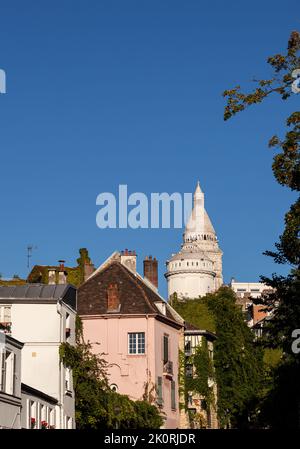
<box><xmin>165</xmin><ymin>181</ymin><xmax>223</xmax><ymax>299</ymax></box>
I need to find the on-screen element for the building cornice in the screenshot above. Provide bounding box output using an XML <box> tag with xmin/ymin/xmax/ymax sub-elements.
<box><xmin>80</xmin><ymin>312</ymin><xmax>183</xmax><ymax>330</ymax></box>
<box><xmin>165</xmin><ymin>268</ymin><xmax>216</xmax><ymax>278</ymax></box>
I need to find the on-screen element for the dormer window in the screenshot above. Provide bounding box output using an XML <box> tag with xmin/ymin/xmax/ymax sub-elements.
<box><xmin>155</xmin><ymin>301</ymin><xmax>166</xmax><ymax>316</ymax></box>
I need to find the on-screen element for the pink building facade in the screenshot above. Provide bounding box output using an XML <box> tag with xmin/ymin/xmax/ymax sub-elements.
<box><xmin>78</xmin><ymin>251</ymin><xmax>184</xmax><ymax>428</ymax></box>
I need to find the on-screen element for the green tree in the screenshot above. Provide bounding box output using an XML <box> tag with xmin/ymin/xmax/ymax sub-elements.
<box><xmin>223</xmin><ymin>30</ymin><xmax>300</xmax><ymax>428</ymax></box>
<box><xmin>173</xmin><ymin>288</ymin><xmax>264</xmax><ymax>428</ymax></box>
<box><xmin>206</xmin><ymin>288</ymin><xmax>264</xmax><ymax>428</ymax></box>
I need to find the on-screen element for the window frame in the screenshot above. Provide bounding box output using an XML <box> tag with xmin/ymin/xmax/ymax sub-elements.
<box><xmin>128</xmin><ymin>332</ymin><xmax>145</xmax><ymax>355</ymax></box>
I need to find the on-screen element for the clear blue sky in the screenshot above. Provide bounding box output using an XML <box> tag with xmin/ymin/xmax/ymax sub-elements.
<box><xmin>0</xmin><ymin>1</ymin><xmax>298</xmax><ymax>297</ymax></box>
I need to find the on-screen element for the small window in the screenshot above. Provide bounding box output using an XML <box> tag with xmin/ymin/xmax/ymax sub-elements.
<box><xmin>49</xmin><ymin>408</ymin><xmax>55</xmax><ymax>428</ymax></box>
<box><xmin>128</xmin><ymin>332</ymin><xmax>145</xmax><ymax>354</ymax></box>
<box><xmin>65</xmin><ymin>367</ymin><xmax>71</xmax><ymax>392</ymax></box>
<box><xmin>66</xmin><ymin>416</ymin><xmax>72</xmax><ymax>429</ymax></box>
<box><xmin>110</xmin><ymin>384</ymin><xmax>118</xmax><ymax>392</ymax></box>
<box><xmin>0</xmin><ymin>350</ymin><xmax>15</xmax><ymax>395</ymax></box>
<box><xmin>29</xmin><ymin>400</ymin><xmax>37</xmax><ymax>429</ymax></box>
<box><xmin>186</xmin><ymin>364</ymin><xmax>193</xmax><ymax>378</ymax></box>
<box><xmin>40</xmin><ymin>403</ymin><xmax>46</xmax><ymax>422</ymax></box>
<box><xmin>185</xmin><ymin>340</ymin><xmax>192</xmax><ymax>355</ymax></box>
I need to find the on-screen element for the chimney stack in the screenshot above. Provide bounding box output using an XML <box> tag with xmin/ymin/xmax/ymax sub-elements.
<box><xmin>48</xmin><ymin>268</ymin><xmax>56</xmax><ymax>285</ymax></box>
<box><xmin>120</xmin><ymin>249</ymin><xmax>137</xmax><ymax>273</ymax></box>
<box><xmin>58</xmin><ymin>260</ymin><xmax>67</xmax><ymax>285</ymax></box>
<box><xmin>107</xmin><ymin>283</ymin><xmax>120</xmax><ymax>312</ymax></box>
<box><xmin>143</xmin><ymin>255</ymin><xmax>158</xmax><ymax>288</ymax></box>
<box><xmin>84</xmin><ymin>261</ymin><xmax>95</xmax><ymax>282</ymax></box>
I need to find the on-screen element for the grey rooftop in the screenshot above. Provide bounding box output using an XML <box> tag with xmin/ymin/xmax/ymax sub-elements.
<box><xmin>0</xmin><ymin>284</ymin><xmax>77</xmax><ymax>311</ymax></box>
<box><xmin>0</xmin><ymin>283</ymin><xmax>73</xmax><ymax>299</ymax></box>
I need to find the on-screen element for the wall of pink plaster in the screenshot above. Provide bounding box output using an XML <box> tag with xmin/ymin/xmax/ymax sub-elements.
<box><xmin>81</xmin><ymin>315</ymin><xmax>180</xmax><ymax>428</ymax></box>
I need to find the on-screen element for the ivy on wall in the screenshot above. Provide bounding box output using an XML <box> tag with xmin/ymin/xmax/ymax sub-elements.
<box><xmin>27</xmin><ymin>248</ymin><xmax>92</xmax><ymax>287</ymax></box>
<box><xmin>185</xmin><ymin>339</ymin><xmax>215</xmax><ymax>409</ymax></box>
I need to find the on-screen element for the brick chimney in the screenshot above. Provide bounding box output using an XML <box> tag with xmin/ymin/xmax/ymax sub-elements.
<box><xmin>84</xmin><ymin>262</ymin><xmax>95</xmax><ymax>282</ymax></box>
<box><xmin>107</xmin><ymin>283</ymin><xmax>120</xmax><ymax>312</ymax></box>
<box><xmin>48</xmin><ymin>268</ymin><xmax>56</xmax><ymax>285</ymax></box>
<box><xmin>120</xmin><ymin>249</ymin><xmax>137</xmax><ymax>273</ymax></box>
<box><xmin>143</xmin><ymin>256</ymin><xmax>158</xmax><ymax>288</ymax></box>
<box><xmin>58</xmin><ymin>260</ymin><xmax>67</xmax><ymax>285</ymax></box>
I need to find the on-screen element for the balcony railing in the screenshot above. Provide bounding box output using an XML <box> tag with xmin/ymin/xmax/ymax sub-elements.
<box><xmin>163</xmin><ymin>361</ymin><xmax>173</xmax><ymax>379</ymax></box>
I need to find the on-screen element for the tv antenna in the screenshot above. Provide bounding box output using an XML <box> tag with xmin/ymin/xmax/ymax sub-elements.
<box><xmin>27</xmin><ymin>245</ymin><xmax>37</xmax><ymax>270</ymax></box>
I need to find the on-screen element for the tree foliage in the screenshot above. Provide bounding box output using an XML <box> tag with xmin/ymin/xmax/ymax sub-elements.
<box><xmin>173</xmin><ymin>288</ymin><xmax>264</xmax><ymax>428</ymax></box>
<box><xmin>223</xmin><ymin>30</ymin><xmax>300</xmax><ymax>428</ymax></box>
<box><xmin>223</xmin><ymin>31</ymin><xmax>300</xmax><ymax>121</ymax></box>
<box><xmin>206</xmin><ymin>288</ymin><xmax>264</xmax><ymax>428</ymax></box>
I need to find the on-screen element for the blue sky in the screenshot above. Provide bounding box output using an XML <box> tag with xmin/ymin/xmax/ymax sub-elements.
<box><xmin>0</xmin><ymin>1</ymin><xmax>298</xmax><ymax>297</ymax></box>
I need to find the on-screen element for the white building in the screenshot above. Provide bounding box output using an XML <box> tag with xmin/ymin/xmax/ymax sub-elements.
<box><xmin>184</xmin><ymin>324</ymin><xmax>218</xmax><ymax>429</ymax></box>
<box><xmin>230</xmin><ymin>281</ymin><xmax>272</xmax><ymax>299</ymax></box>
<box><xmin>0</xmin><ymin>284</ymin><xmax>76</xmax><ymax>429</ymax></box>
<box><xmin>0</xmin><ymin>334</ymin><xmax>23</xmax><ymax>429</ymax></box>
<box><xmin>165</xmin><ymin>182</ymin><xmax>223</xmax><ymax>299</ymax></box>
<box><xmin>21</xmin><ymin>383</ymin><xmax>58</xmax><ymax>429</ymax></box>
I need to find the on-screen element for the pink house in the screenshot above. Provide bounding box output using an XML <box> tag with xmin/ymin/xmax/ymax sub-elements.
<box><xmin>77</xmin><ymin>250</ymin><xmax>184</xmax><ymax>428</ymax></box>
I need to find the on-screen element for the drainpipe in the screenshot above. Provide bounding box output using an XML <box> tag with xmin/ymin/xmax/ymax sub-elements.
<box><xmin>146</xmin><ymin>315</ymin><xmax>149</xmax><ymax>399</ymax></box>
<box><xmin>147</xmin><ymin>314</ymin><xmax>149</xmax><ymax>389</ymax></box>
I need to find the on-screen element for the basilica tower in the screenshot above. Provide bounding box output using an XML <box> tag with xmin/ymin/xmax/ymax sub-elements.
<box><xmin>165</xmin><ymin>182</ymin><xmax>223</xmax><ymax>299</ymax></box>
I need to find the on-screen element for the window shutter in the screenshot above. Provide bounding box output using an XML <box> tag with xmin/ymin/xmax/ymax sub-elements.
<box><xmin>0</xmin><ymin>350</ymin><xmax>5</xmax><ymax>391</ymax></box>
<box><xmin>171</xmin><ymin>380</ymin><xmax>176</xmax><ymax>410</ymax></box>
<box><xmin>12</xmin><ymin>352</ymin><xmax>16</xmax><ymax>396</ymax></box>
<box><xmin>163</xmin><ymin>335</ymin><xmax>169</xmax><ymax>364</ymax></box>
<box><xmin>157</xmin><ymin>376</ymin><xmax>163</xmax><ymax>405</ymax></box>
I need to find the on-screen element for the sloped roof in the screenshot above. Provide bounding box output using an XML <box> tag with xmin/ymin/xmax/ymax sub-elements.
<box><xmin>0</xmin><ymin>284</ymin><xmax>77</xmax><ymax>311</ymax></box>
<box><xmin>78</xmin><ymin>260</ymin><xmax>182</xmax><ymax>329</ymax></box>
<box><xmin>0</xmin><ymin>283</ymin><xmax>71</xmax><ymax>299</ymax></box>
<box><xmin>185</xmin><ymin>321</ymin><xmax>217</xmax><ymax>339</ymax></box>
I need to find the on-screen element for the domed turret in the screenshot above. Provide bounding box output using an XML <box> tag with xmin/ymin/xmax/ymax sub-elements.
<box><xmin>165</xmin><ymin>182</ymin><xmax>223</xmax><ymax>299</ymax></box>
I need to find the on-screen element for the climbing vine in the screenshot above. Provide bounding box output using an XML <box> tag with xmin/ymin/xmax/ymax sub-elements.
<box><xmin>185</xmin><ymin>339</ymin><xmax>215</xmax><ymax>409</ymax></box>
